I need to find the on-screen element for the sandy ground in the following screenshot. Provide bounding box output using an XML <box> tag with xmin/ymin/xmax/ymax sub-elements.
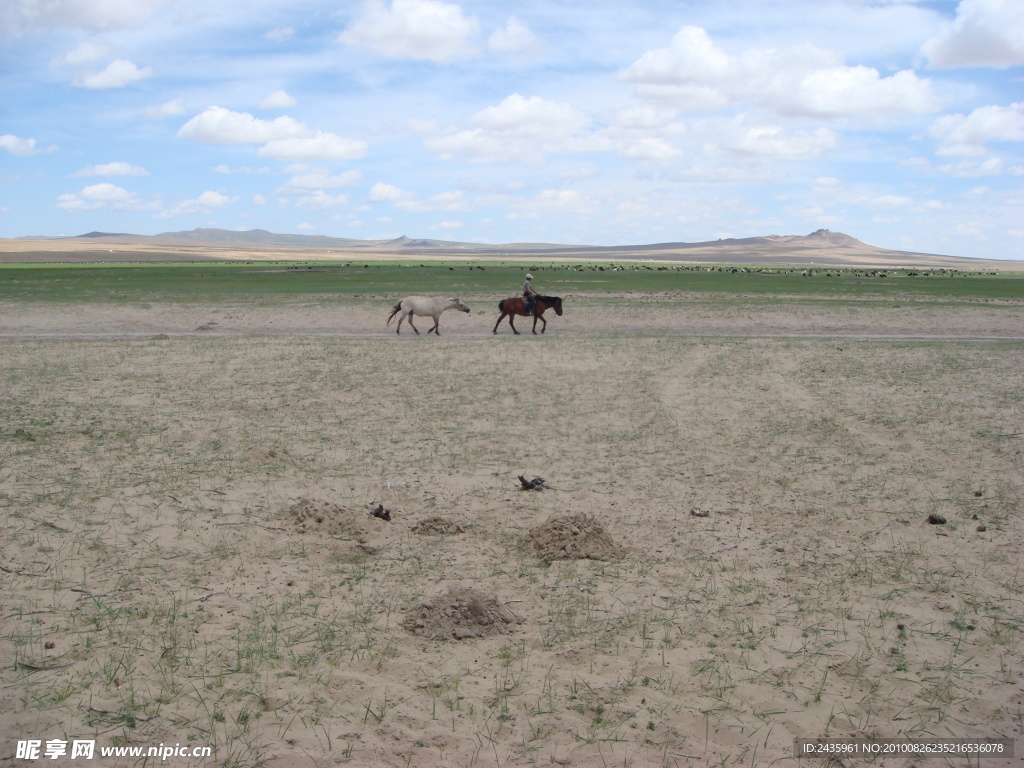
<box><xmin>1</xmin><ymin>296</ymin><xmax>1022</xmax><ymax>768</ymax></box>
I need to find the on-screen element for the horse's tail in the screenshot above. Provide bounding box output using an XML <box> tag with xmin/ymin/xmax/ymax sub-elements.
<box><xmin>386</xmin><ymin>301</ymin><xmax>403</xmax><ymax>325</ymax></box>
<box><xmin>497</xmin><ymin>299</ymin><xmax>506</xmax><ymax>313</ymax></box>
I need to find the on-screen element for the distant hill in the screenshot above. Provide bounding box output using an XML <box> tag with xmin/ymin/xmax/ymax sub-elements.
<box><xmin>2</xmin><ymin>227</ymin><xmax>1018</xmax><ymax>269</ymax></box>
<box><xmin>149</xmin><ymin>228</ymin><xmax>375</xmax><ymax>248</ymax></box>
<box><xmin>71</xmin><ymin>227</ymin><xmax>877</xmax><ymax>255</ymax></box>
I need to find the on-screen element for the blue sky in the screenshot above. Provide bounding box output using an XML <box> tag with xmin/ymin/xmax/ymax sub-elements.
<box><xmin>2</xmin><ymin>0</ymin><xmax>1022</xmax><ymax>259</ymax></box>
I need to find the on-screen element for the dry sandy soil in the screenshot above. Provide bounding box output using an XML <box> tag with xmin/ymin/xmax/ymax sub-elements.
<box><xmin>1</xmin><ymin>295</ymin><xmax>1022</xmax><ymax>768</ymax></box>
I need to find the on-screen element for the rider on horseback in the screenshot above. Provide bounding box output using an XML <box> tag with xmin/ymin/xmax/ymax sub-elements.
<box><xmin>523</xmin><ymin>273</ymin><xmax>537</xmax><ymax>316</ymax></box>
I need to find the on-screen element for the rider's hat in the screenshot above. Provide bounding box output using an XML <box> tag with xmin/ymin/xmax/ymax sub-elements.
<box><xmin>525</xmin><ymin>273</ymin><xmax>533</xmax><ymax>279</ymax></box>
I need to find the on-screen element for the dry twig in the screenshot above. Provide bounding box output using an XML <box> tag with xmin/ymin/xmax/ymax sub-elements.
<box><xmin>18</xmin><ymin>661</ymin><xmax>74</xmax><ymax>672</ymax></box>
<box><xmin>88</xmin><ymin>707</ymin><xmax>159</xmax><ymax>722</ymax></box>
<box><xmin>213</xmin><ymin>522</ymin><xmax>286</xmax><ymax>531</ymax></box>
<box><xmin>0</xmin><ymin>565</ymin><xmax>48</xmax><ymax>577</ymax></box>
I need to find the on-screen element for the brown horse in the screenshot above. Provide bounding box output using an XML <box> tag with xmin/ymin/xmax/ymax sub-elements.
<box><xmin>492</xmin><ymin>295</ymin><xmax>563</xmax><ymax>335</ymax></box>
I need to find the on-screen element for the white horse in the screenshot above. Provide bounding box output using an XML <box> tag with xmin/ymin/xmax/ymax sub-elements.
<box><xmin>386</xmin><ymin>296</ymin><xmax>471</xmax><ymax>335</ymax></box>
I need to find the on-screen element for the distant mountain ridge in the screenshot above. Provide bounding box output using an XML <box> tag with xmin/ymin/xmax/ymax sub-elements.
<box><xmin>71</xmin><ymin>227</ymin><xmax>871</xmax><ymax>253</ymax></box>
<box><xmin>149</xmin><ymin>228</ymin><xmax>374</xmax><ymax>248</ymax></box>
<box><xmin>10</xmin><ymin>226</ymin><xmax>1012</xmax><ymax>268</ymax></box>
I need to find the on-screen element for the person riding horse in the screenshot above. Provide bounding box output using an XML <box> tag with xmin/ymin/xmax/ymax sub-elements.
<box><xmin>523</xmin><ymin>273</ymin><xmax>537</xmax><ymax>316</ymax></box>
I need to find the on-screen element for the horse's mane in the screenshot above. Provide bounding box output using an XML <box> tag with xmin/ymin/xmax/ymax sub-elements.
<box><xmin>537</xmin><ymin>295</ymin><xmax>560</xmax><ymax>303</ymax></box>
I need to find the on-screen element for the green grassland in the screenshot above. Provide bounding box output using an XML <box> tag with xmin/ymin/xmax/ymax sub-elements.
<box><xmin>1</xmin><ymin>260</ymin><xmax>1022</xmax><ymax>302</ymax></box>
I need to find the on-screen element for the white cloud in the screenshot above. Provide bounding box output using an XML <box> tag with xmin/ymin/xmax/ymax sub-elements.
<box><xmin>178</xmin><ymin>106</ymin><xmax>309</xmax><ymax>144</ymax></box>
<box><xmin>922</xmin><ymin>0</ymin><xmax>1024</xmax><ymax>69</ymax></box>
<box><xmin>621</xmin><ymin>25</ymin><xmax>939</xmax><ymax>118</ymax></box>
<box><xmin>265</xmin><ymin>26</ymin><xmax>295</xmax><ymax>42</ymax></box>
<box><xmin>213</xmin><ymin>164</ymin><xmax>269</xmax><ymax>174</ymax></box>
<box><xmin>75</xmin><ymin>59</ymin><xmax>152</xmax><ymax>89</ymax></box>
<box><xmin>158</xmin><ymin>190</ymin><xmax>238</xmax><ymax>218</ymax></box>
<box><xmin>950</xmin><ymin>222</ymin><xmax>984</xmax><ymax>237</ymax></box>
<box><xmin>369</xmin><ymin>182</ymin><xmax>413</xmax><ymax>202</ymax></box>
<box><xmin>472</xmin><ymin>93</ymin><xmax>587</xmax><ymax>133</ymax></box>
<box><xmin>430</xmin><ymin>220</ymin><xmax>462</xmax><ymax>229</ymax></box>
<box><xmin>13</xmin><ymin>0</ymin><xmax>165</xmax><ymax>31</ymax></box>
<box><xmin>621</xmin><ymin>26</ymin><xmax>735</xmax><ymax>87</ymax></box>
<box><xmin>260</xmin><ymin>90</ymin><xmax>297</xmax><ymax>109</ymax></box>
<box><xmin>929</xmin><ymin>102</ymin><xmax>1024</xmax><ymax>156</ymax></box>
<box><xmin>257</xmin><ymin>133</ymin><xmax>368</xmax><ymax>161</ymax></box>
<box><xmin>178</xmin><ymin>107</ymin><xmax>367</xmax><ymax>161</ymax></box>
<box><xmin>855</xmin><ymin>194</ymin><xmax>915</xmax><ymax>209</ymax></box>
<box><xmin>660</xmin><ymin>164</ymin><xmax>786</xmax><ymax>184</ymax></box>
<box><xmin>396</xmin><ymin>189</ymin><xmax>472</xmax><ymax>212</ymax></box>
<box><xmin>0</xmin><ymin>134</ymin><xmax>57</xmax><ymax>156</ymax></box>
<box><xmin>52</xmin><ymin>40</ymin><xmax>113</xmax><ymax>67</ymax></box>
<box><xmin>611</xmin><ymin>106</ymin><xmax>677</xmax><ymax>130</ymax></box>
<box><xmin>618</xmin><ymin>137</ymin><xmax>681</xmax><ymax>161</ymax></box>
<box><xmin>520</xmin><ymin>189</ymin><xmax>600</xmax><ymax>216</ymax></box>
<box><xmin>146</xmin><ymin>97</ymin><xmax>185</xmax><ymax>119</ymax></box>
<box><xmin>338</xmin><ymin>0</ymin><xmax>479</xmax><ymax>62</ymax></box>
<box><xmin>71</xmin><ymin>161</ymin><xmax>148</xmax><ymax>177</ymax></box>
<box><xmin>488</xmin><ymin>16</ymin><xmax>541</xmax><ymax>55</ymax></box>
<box><xmin>724</xmin><ymin>125</ymin><xmax>837</xmax><ymax>159</ymax></box>
<box><xmin>425</xmin><ymin>93</ymin><xmax>594</xmax><ymax>163</ymax></box>
<box><xmin>556</xmin><ymin>166</ymin><xmax>600</xmax><ymax>181</ymax></box>
<box><xmin>407</xmin><ymin>118</ymin><xmax>439</xmax><ymax>132</ymax></box>
<box><xmin>786</xmin><ymin>67</ymin><xmax>937</xmax><ymax>117</ymax></box>
<box><xmin>56</xmin><ymin>182</ymin><xmax>153</xmax><ymax>212</ymax></box>
<box><xmin>938</xmin><ymin>156</ymin><xmax>1023</xmax><ymax>176</ymax></box>
<box><xmin>293</xmin><ymin>191</ymin><xmax>349</xmax><ymax>210</ymax></box>
<box><xmin>277</xmin><ymin>169</ymin><xmax>363</xmax><ymax>193</ymax></box>
<box><xmin>899</xmin><ymin>156</ymin><xmax>931</xmax><ymax>169</ymax></box>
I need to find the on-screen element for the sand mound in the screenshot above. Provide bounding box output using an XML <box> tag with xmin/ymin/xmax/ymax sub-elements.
<box><xmin>402</xmin><ymin>587</ymin><xmax>521</xmax><ymax>641</ymax></box>
<box><xmin>285</xmin><ymin>498</ymin><xmax>382</xmax><ymax>541</ymax></box>
<box><xmin>524</xmin><ymin>513</ymin><xmax>625</xmax><ymax>561</ymax></box>
<box><xmin>411</xmin><ymin>516</ymin><xmax>465</xmax><ymax>535</ymax></box>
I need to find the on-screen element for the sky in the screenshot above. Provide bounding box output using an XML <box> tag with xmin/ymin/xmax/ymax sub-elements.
<box><xmin>1</xmin><ymin>0</ymin><xmax>1022</xmax><ymax>260</ymax></box>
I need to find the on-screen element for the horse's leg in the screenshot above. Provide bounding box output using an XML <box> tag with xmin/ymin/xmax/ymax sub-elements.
<box><xmin>532</xmin><ymin>308</ymin><xmax>547</xmax><ymax>334</ymax></box>
<box><xmin>430</xmin><ymin>314</ymin><xmax>440</xmax><ymax>335</ymax></box>
<box><xmin>508</xmin><ymin>314</ymin><xmax>519</xmax><ymax>335</ymax></box>
<box><xmin>407</xmin><ymin>312</ymin><xmax>420</xmax><ymax>334</ymax></box>
<box><xmin>492</xmin><ymin>312</ymin><xmax>505</xmax><ymax>334</ymax></box>
<box><xmin>395</xmin><ymin>312</ymin><xmax>404</xmax><ymax>334</ymax></box>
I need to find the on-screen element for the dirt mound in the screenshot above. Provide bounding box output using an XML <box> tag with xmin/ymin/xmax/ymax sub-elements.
<box><xmin>411</xmin><ymin>516</ymin><xmax>465</xmax><ymax>535</ymax></box>
<box><xmin>285</xmin><ymin>498</ymin><xmax>383</xmax><ymax>541</ymax></box>
<box><xmin>402</xmin><ymin>587</ymin><xmax>521</xmax><ymax>641</ymax></box>
<box><xmin>246</xmin><ymin>444</ymin><xmax>293</xmax><ymax>463</ymax></box>
<box><xmin>524</xmin><ymin>513</ymin><xmax>625</xmax><ymax>561</ymax></box>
